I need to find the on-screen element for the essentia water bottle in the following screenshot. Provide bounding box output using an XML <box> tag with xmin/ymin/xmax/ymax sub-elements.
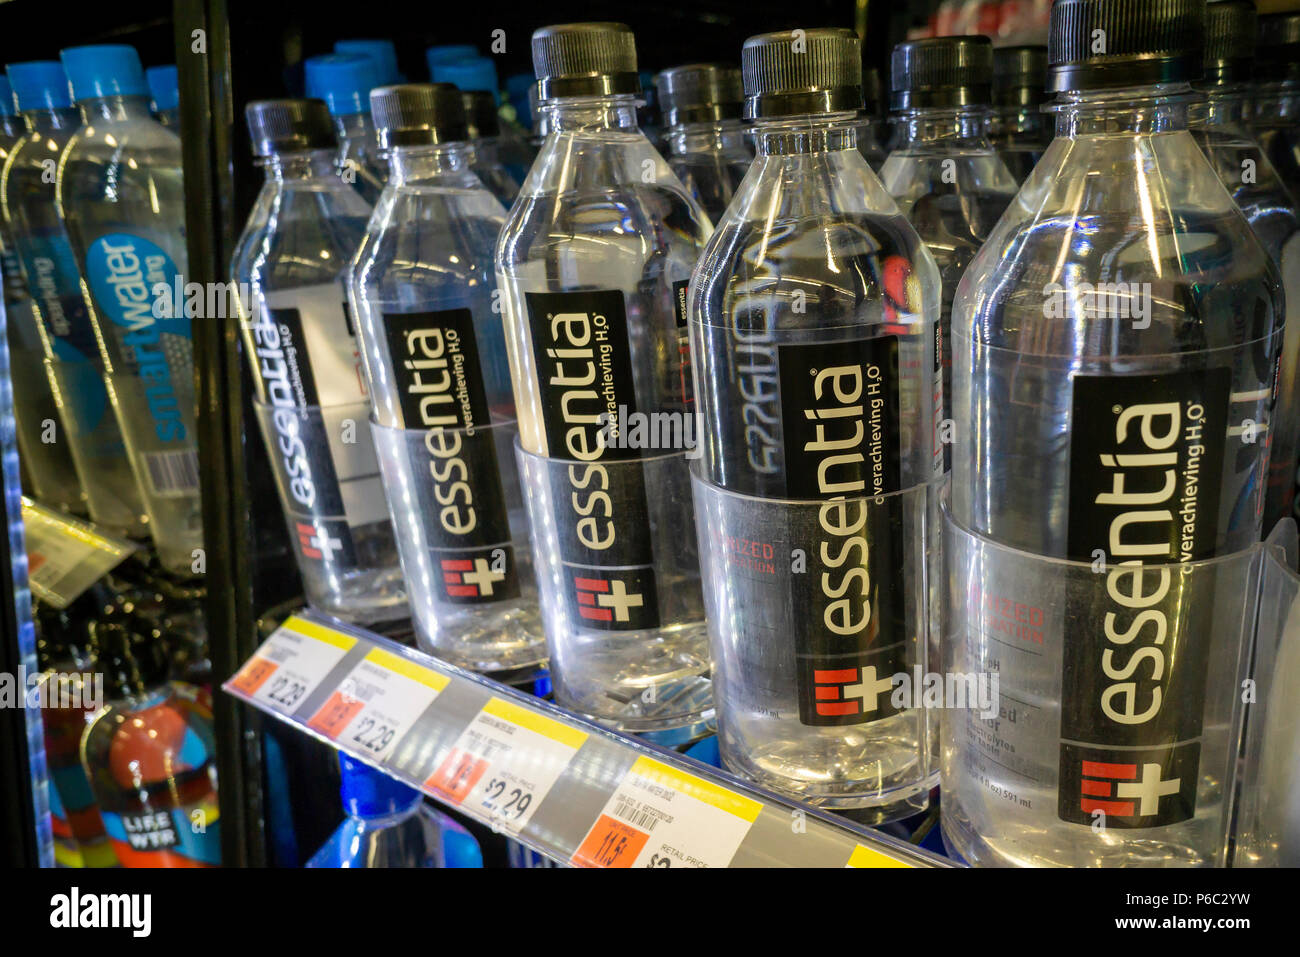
<box><xmin>56</xmin><ymin>45</ymin><xmax>201</xmax><ymax>574</ymax></box>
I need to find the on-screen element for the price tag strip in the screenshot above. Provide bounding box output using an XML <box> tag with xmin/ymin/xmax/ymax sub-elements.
<box><xmin>227</xmin><ymin>615</ymin><xmax>356</xmax><ymax>716</ymax></box>
<box><xmin>21</xmin><ymin>498</ymin><xmax>135</xmax><ymax>608</ymax></box>
<box><xmin>425</xmin><ymin>697</ymin><xmax>588</xmax><ymax>835</ymax></box>
<box><xmin>572</xmin><ymin>756</ymin><xmax>762</xmax><ymax>868</ymax></box>
<box><xmin>305</xmin><ymin>648</ymin><xmax>449</xmax><ymax>761</ymax></box>
<box><xmin>846</xmin><ymin>843</ymin><xmax>914</xmax><ymax>868</ymax></box>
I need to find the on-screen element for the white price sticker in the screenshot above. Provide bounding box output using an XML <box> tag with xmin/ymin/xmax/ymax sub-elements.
<box><xmin>572</xmin><ymin>756</ymin><xmax>762</xmax><ymax>868</ymax></box>
<box><xmin>226</xmin><ymin>616</ymin><xmax>355</xmax><ymax>715</ymax></box>
<box><xmin>425</xmin><ymin>697</ymin><xmax>587</xmax><ymax>835</ymax></box>
<box><xmin>305</xmin><ymin>648</ymin><xmax>449</xmax><ymax>761</ymax></box>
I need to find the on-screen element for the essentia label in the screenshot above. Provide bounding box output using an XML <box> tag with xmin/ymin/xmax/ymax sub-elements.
<box><xmin>83</xmin><ymin>233</ymin><xmax>190</xmax><ymax>443</ymax></box>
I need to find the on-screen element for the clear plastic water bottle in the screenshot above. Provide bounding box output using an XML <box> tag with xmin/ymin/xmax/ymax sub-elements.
<box><xmin>689</xmin><ymin>28</ymin><xmax>942</xmax><ymax>816</ymax></box>
<box><xmin>655</xmin><ymin>64</ymin><xmax>753</xmax><ymax>224</ymax></box>
<box><xmin>855</xmin><ymin>67</ymin><xmax>888</xmax><ymax>171</ymax></box>
<box><xmin>1192</xmin><ymin>0</ymin><xmax>1300</xmax><ymax>535</ymax></box>
<box><xmin>946</xmin><ymin>0</ymin><xmax>1281</xmax><ymax>866</ymax></box>
<box><xmin>306</xmin><ymin>754</ymin><xmax>483</xmax><ymax>868</ymax></box>
<box><xmin>2</xmin><ymin>60</ymin><xmax>145</xmax><ymax>532</ymax></box>
<box><xmin>232</xmin><ymin>99</ymin><xmax>404</xmax><ymax>625</ymax></box>
<box><xmin>460</xmin><ymin>88</ymin><xmax>523</xmax><ymax>206</ymax></box>
<box><xmin>438</xmin><ymin>55</ymin><xmax>536</xmax><ymax>190</ymax></box>
<box><xmin>145</xmin><ymin>65</ymin><xmax>178</xmax><ymax>130</ymax></box>
<box><xmin>350</xmin><ymin>83</ymin><xmax>545</xmax><ymax>673</ymax></box>
<box><xmin>881</xmin><ymin>35</ymin><xmax>1019</xmax><ymax>474</ymax></box>
<box><xmin>1253</xmin><ymin>12</ymin><xmax>1300</xmax><ymax>203</ymax></box>
<box><xmin>0</xmin><ymin>72</ymin><xmax>85</xmax><ymax>513</ymax></box>
<box><xmin>334</xmin><ymin>39</ymin><xmax>403</xmax><ymax>85</ymax></box>
<box><xmin>56</xmin><ymin>45</ymin><xmax>202</xmax><ymax>573</ymax></box>
<box><xmin>304</xmin><ymin>54</ymin><xmax>387</xmax><ymax>204</ymax></box>
<box><xmin>990</xmin><ymin>45</ymin><xmax>1052</xmax><ymax>182</ymax></box>
<box><xmin>496</xmin><ymin>22</ymin><xmax>714</xmax><ymax>732</ymax></box>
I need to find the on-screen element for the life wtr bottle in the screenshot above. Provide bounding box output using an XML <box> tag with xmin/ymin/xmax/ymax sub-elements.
<box><xmin>305</xmin><ymin>54</ymin><xmax>387</xmax><ymax>205</ymax></box>
<box><xmin>690</xmin><ymin>28</ymin><xmax>941</xmax><ymax>815</ymax></box>
<box><xmin>0</xmin><ymin>73</ymin><xmax>84</xmax><ymax>513</ymax></box>
<box><xmin>496</xmin><ymin>23</ymin><xmax>714</xmax><ymax>731</ymax></box>
<box><xmin>56</xmin><ymin>45</ymin><xmax>202</xmax><ymax>572</ymax></box>
<box><xmin>881</xmin><ymin>35</ymin><xmax>1019</xmax><ymax>474</ymax></box>
<box><xmin>1192</xmin><ymin>0</ymin><xmax>1300</xmax><ymax>534</ymax></box>
<box><xmin>990</xmin><ymin>45</ymin><xmax>1052</xmax><ymax>182</ymax></box>
<box><xmin>655</xmin><ymin>64</ymin><xmax>753</xmax><ymax>224</ymax></box>
<box><xmin>3</xmin><ymin>61</ymin><xmax>146</xmax><ymax>534</ymax></box>
<box><xmin>946</xmin><ymin>0</ymin><xmax>1281</xmax><ymax>866</ymax></box>
<box><xmin>233</xmin><ymin>99</ymin><xmax>404</xmax><ymax>624</ymax></box>
<box><xmin>350</xmin><ymin>83</ymin><xmax>545</xmax><ymax>672</ymax></box>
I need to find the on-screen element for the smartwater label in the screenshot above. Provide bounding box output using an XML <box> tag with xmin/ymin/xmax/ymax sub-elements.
<box><xmin>1058</xmin><ymin>369</ymin><xmax>1230</xmax><ymax>828</ymax></box>
<box><xmin>525</xmin><ymin>289</ymin><xmax>659</xmax><ymax>632</ymax></box>
<box><xmin>776</xmin><ymin>336</ymin><xmax>908</xmax><ymax>726</ymax></box>
<box><xmin>383</xmin><ymin>307</ymin><xmax>518</xmax><ymax>604</ymax></box>
<box><xmin>247</xmin><ymin>284</ymin><xmax>386</xmax><ymax>567</ymax></box>
<box><xmin>19</xmin><ymin>227</ymin><xmax>100</xmax><ymax>364</ymax></box>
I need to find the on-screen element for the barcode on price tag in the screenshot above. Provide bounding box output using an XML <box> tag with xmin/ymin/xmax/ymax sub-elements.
<box><xmin>424</xmin><ymin>697</ymin><xmax>587</xmax><ymax>835</ymax></box>
<box><xmin>305</xmin><ymin>648</ymin><xmax>449</xmax><ymax>761</ymax></box>
<box><xmin>572</xmin><ymin>756</ymin><xmax>762</xmax><ymax>868</ymax></box>
<box><xmin>846</xmin><ymin>844</ymin><xmax>913</xmax><ymax>868</ymax></box>
<box><xmin>225</xmin><ymin>615</ymin><xmax>355</xmax><ymax>715</ymax></box>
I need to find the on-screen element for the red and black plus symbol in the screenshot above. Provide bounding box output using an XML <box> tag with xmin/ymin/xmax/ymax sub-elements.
<box><xmin>1058</xmin><ymin>742</ymin><xmax>1198</xmax><ymax>827</ymax></box>
<box><xmin>296</xmin><ymin>520</ymin><xmax>347</xmax><ymax>563</ymax></box>
<box><xmin>567</xmin><ymin>569</ymin><xmax>659</xmax><ymax>631</ymax></box>
<box><xmin>442</xmin><ymin>557</ymin><xmax>505</xmax><ymax>598</ymax></box>
<box><xmin>812</xmin><ymin>665</ymin><xmax>894</xmax><ymax>718</ymax></box>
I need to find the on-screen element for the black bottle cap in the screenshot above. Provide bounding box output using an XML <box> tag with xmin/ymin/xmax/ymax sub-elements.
<box><xmin>245</xmin><ymin>98</ymin><xmax>335</xmax><ymax>157</ymax></box>
<box><xmin>1257</xmin><ymin>12</ymin><xmax>1300</xmax><ymax>84</ymax></box>
<box><xmin>993</xmin><ymin>45</ymin><xmax>1049</xmax><ymax>108</ymax></box>
<box><xmin>1199</xmin><ymin>1</ymin><xmax>1256</xmax><ymax>86</ymax></box>
<box><xmin>1048</xmin><ymin>0</ymin><xmax>1204</xmax><ymax>93</ymax></box>
<box><xmin>891</xmin><ymin>35</ymin><xmax>994</xmax><ymax>111</ymax></box>
<box><xmin>369</xmin><ymin>83</ymin><xmax>468</xmax><ymax>148</ymax></box>
<box><xmin>742</xmin><ymin>28</ymin><xmax>863</xmax><ymax>120</ymax></box>
<box><xmin>655</xmin><ymin>64</ymin><xmax>744</xmax><ymax>127</ymax></box>
<box><xmin>90</xmin><ymin>619</ymin><xmax>170</xmax><ymax>700</ymax></box>
<box><xmin>461</xmin><ymin>90</ymin><xmax>501</xmax><ymax>139</ymax></box>
<box><xmin>532</xmin><ymin>23</ymin><xmax>640</xmax><ymax>100</ymax></box>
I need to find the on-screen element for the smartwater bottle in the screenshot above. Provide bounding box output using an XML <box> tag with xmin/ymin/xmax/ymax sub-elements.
<box><xmin>305</xmin><ymin>54</ymin><xmax>387</xmax><ymax>205</ymax></box>
<box><xmin>496</xmin><ymin>23</ymin><xmax>714</xmax><ymax>732</ymax></box>
<box><xmin>350</xmin><ymin>83</ymin><xmax>545</xmax><ymax>673</ymax></box>
<box><xmin>689</xmin><ymin>28</ymin><xmax>942</xmax><ymax>817</ymax></box>
<box><xmin>233</xmin><ymin>99</ymin><xmax>404</xmax><ymax>624</ymax></box>
<box><xmin>881</xmin><ymin>36</ymin><xmax>1019</xmax><ymax>474</ymax></box>
<box><xmin>1192</xmin><ymin>0</ymin><xmax>1300</xmax><ymax>535</ymax></box>
<box><xmin>56</xmin><ymin>45</ymin><xmax>202</xmax><ymax>573</ymax></box>
<box><xmin>990</xmin><ymin>45</ymin><xmax>1052</xmax><ymax>182</ymax></box>
<box><xmin>3</xmin><ymin>61</ymin><xmax>145</xmax><ymax>532</ymax></box>
<box><xmin>946</xmin><ymin>0</ymin><xmax>1282</xmax><ymax>867</ymax></box>
<box><xmin>335</xmin><ymin>39</ymin><xmax>403</xmax><ymax>85</ymax></box>
<box><xmin>0</xmin><ymin>73</ymin><xmax>84</xmax><ymax>513</ymax></box>
<box><xmin>655</xmin><ymin>64</ymin><xmax>753</xmax><ymax>225</ymax></box>
<box><xmin>145</xmin><ymin>65</ymin><xmax>179</xmax><ymax>130</ymax></box>
<box><xmin>460</xmin><ymin>89</ymin><xmax>523</xmax><ymax>207</ymax></box>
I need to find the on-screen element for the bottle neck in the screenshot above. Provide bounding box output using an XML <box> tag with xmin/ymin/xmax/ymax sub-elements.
<box><xmin>1254</xmin><ymin>80</ymin><xmax>1300</xmax><ymax>123</ymax></box>
<box><xmin>895</xmin><ymin>105</ymin><xmax>995</xmax><ymax>147</ymax></box>
<box><xmin>388</xmin><ymin>142</ymin><xmax>476</xmax><ymax>183</ymax></box>
<box><xmin>1052</xmin><ymin>83</ymin><xmax>1194</xmax><ymax>137</ymax></box>
<box><xmin>77</xmin><ymin>94</ymin><xmax>155</xmax><ymax>124</ymax></box>
<box><xmin>992</xmin><ymin>103</ymin><xmax>1047</xmax><ymax>137</ymax></box>
<box><xmin>334</xmin><ymin>112</ymin><xmax>374</xmax><ymax>141</ymax></box>
<box><xmin>261</xmin><ymin>149</ymin><xmax>344</xmax><ymax>184</ymax></box>
<box><xmin>21</xmin><ymin>107</ymin><xmax>80</xmax><ymax>134</ymax></box>
<box><xmin>665</xmin><ymin>119</ymin><xmax>748</xmax><ymax>157</ymax></box>
<box><xmin>1190</xmin><ymin>84</ymin><xmax>1255</xmax><ymax>132</ymax></box>
<box><xmin>752</xmin><ymin>112</ymin><xmax>859</xmax><ymax>156</ymax></box>
<box><xmin>542</xmin><ymin>94</ymin><xmax>642</xmax><ymax>134</ymax></box>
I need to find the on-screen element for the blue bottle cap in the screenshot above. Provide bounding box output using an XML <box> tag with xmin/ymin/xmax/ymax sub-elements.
<box><xmin>60</xmin><ymin>44</ymin><xmax>148</xmax><ymax>101</ymax></box>
<box><xmin>425</xmin><ymin>44</ymin><xmax>477</xmax><ymax>79</ymax></box>
<box><xmin>338</xmin><ymin>753</ymin><xmax>422</xmax><ymax>818</ymax></box>
<box><xmin>7</xmin><ymin>61</ymin><xmax>73</xmax><ymax>111</ymax></box>
<box><xmin>435</xmin><ymin>55</ymin><xmax>499</xmax><ymax>93</ymax></box>
<box><xmin>334</xmin><ymin>39</ymin><xmax>402</xmax><ymax>85</ymax></box>
<box><xmin>305</xmin><ymin>53</ymin><xmax>382</xmax><ymax>116</ymax></box>
<box><xmin>146</xmin><ymin>64</ymin><xmax>179</xmax><ymax>114</ymax></box>
<box><xmin>0</xmin><ymin>76</ymin><xmax>13</xmax><ymax>117</ymax></box>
